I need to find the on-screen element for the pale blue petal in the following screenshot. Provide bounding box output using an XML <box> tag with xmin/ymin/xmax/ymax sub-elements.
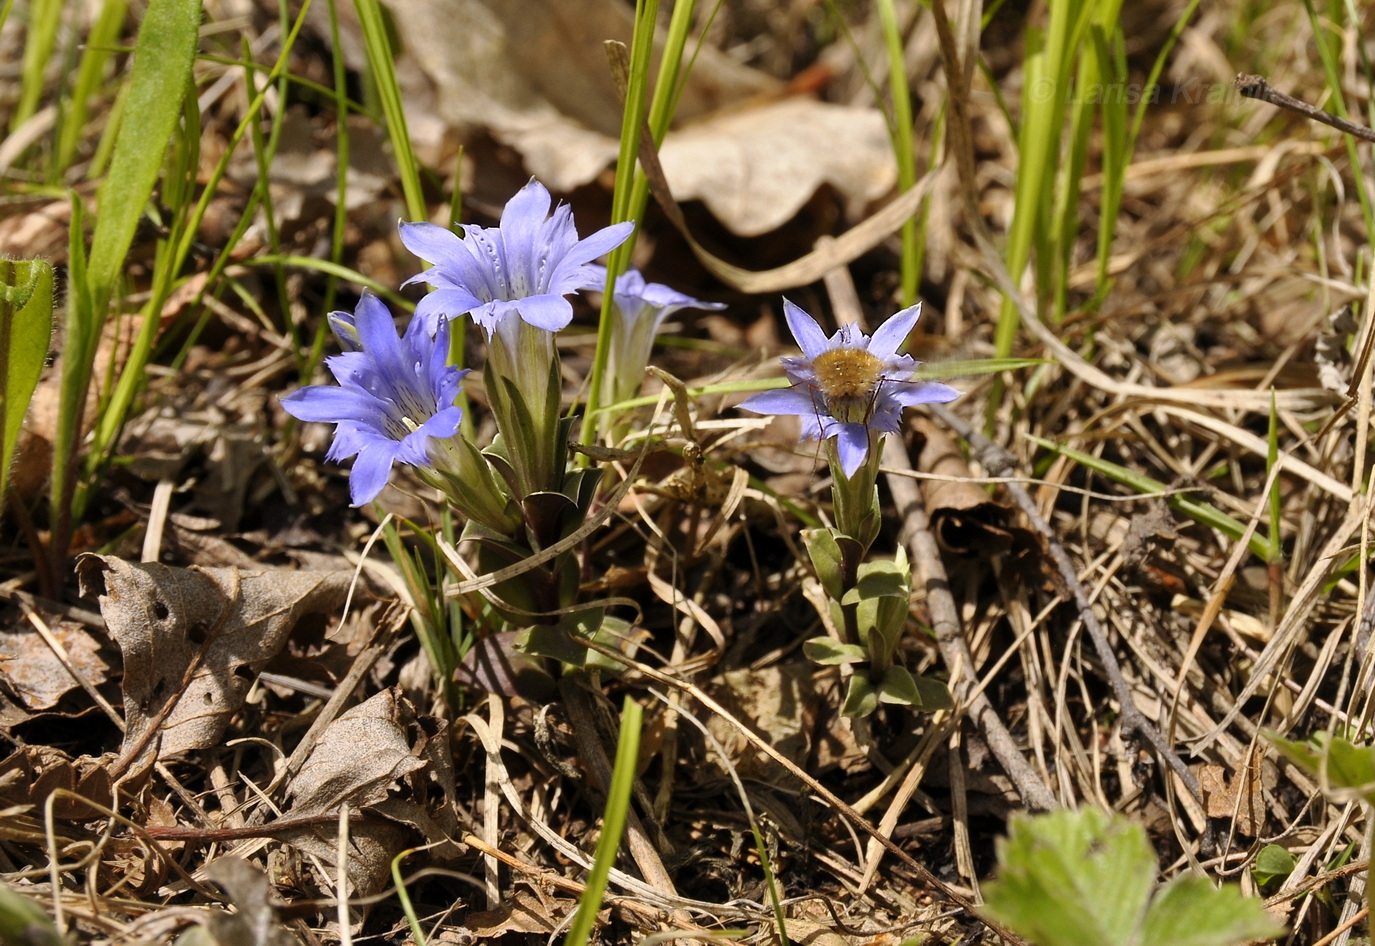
<box><xmin>353</xmin><ymin>293</ymin><xmax>407</xmax><ymax>382</ymax></box>
<box><xmin>738</xmin><ymin>386</ymin><xmax>818</xmax><ymax>417</ymax></box>
<box><xmin>398</xmin><ymin>221</ymin><xmax>465</xmax><ymax>265</ymax></box>
<box><xmin>499</xmin><ymin>179</ymin><xmax>553</xmax><ymax>234</ymax></box>
<box><xmin>280</xmin><ymin>386</ymin><xmax>381</xmax><ymax>425</ymax></box>
<box><xmin>328</xmin><ymin>310</ymin><xmax>362</xmax><ymax>351</ymax></box>
<box><xmin>869</xmin><ymin>303</ymin><xmax>922</xmax><ymax>359</ymax></box>
<box><xmin>889</xmin><ymin>380</ymin><xmax>961</xmax><ymax>407</ymax></box>
<box><xmin>782</xmin><ymin>299</ymin><xmax>830</xmax><ymax>359</ymax></box>
<box><xmin>415</xmin><ymin>289</ymin><xmax>481</xmax><ymax>336</ymax></box>
<box><xmin>561</xmin><ymin>221</ymin><xmax>635</xmax><ymax>269</ymax></box>
<box><xmin>834</xmin><ymin>424</ymin><xmax>871</xmax><ymax>477</ymax></box>
<box><xmin>349</xmin><ymin>441</ymin><xmax>400</xmax><ymax>506</ymax></box>
<box><xmin>515</xmin><ymin>293</ymin><xmax>574</xmax><ymax>332</ymax></box>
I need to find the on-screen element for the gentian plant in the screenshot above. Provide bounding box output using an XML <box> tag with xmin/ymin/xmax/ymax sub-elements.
<box><xmin>741</xmin><ymin>299</ymin><xmax>960</xmax><ymax>717</ymax></box>
<box><xmin>284</xmin><ymin>179</ymin><xmax>635</xmax><ymax>693</ymax></box>
<box><xmin>399</xmin><ymin>180</ymin><xmax>634</xmax><ymax>501</ymax></box>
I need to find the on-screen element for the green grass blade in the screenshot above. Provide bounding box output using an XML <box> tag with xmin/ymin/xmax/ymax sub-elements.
<box><xmin>1266</xmin><ymin>391</ymin><xmax>1282</xmax><ymax>566</ymax></box>
<box><xmin>49</xmin><ymin>196</ymin><xmax>92</xmax><ymax>592</ymax></box>
<box><xmin>52</xmin><ymin>0</ymin><xmax>198</xmax><ymax>569</ymax></box>
<box><xmin>353</xmin><ymin>0</ymin><xmax>426</xmax><ymax>222</ymax></box>
<box><xmin>583</xmin><ymin>0</ymin><xmax>658</xmax><ymax>441</ymax></box>
<box><xmin>0</xmin><ymin>260</ymin><xmax>53</xmax><ymax>513</ymax></box>
<box><xmin>54</xmin><ymin>0</ymin><xmax>130</xmax><ymax>178</ymax></box>
<box><xmin>11</xmin><ymin>0</ymin><xmax>64</xmax><ymax>134</ymax></box>
<box><xmin>1026</xmin><ymin>433</ymin><xmax>1272</xmax><ymax>560</ymax></box>
<box><xmin>875</xmin><ymin>0</ymin><xmax>919</xmax><ymax>308</ymax></box>
<box><xmin>564</xmin><ymin>694</ymin><xmax>642</xmax><ymax>946</ymax></box>
<box><xmin>87</xmin><ymin>77</ymin><xmax>203</xmax><ymax>479</ymax></box>
<box><xmin>85</xmin><ymin>0</ymin><xmax>201</xmax><ymax>317</ymax></box>
<box><xmin>389</xmin><ymin>848</ymin><xmax>428</xmax><ymax>945</ymax></box>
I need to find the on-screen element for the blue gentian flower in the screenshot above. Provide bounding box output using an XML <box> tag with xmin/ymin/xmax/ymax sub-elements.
<box><xmin>398</xmin><ymin>179</ymin><xmax>634</xmax><ymax>335</ymax></box>
<box><xmin>280</xmin><ymin>292</ymin><xmax>469</xmax><ymax>506</ymax></box>
<box><xmin>599</xmin><ymin>266</ymin><xmax>725</xmax><ymax>402</ymax></box>
<box><xmin>739</xmin><ymin>299</ymin><xmax>959</xmax><ymax>477</ymax></box>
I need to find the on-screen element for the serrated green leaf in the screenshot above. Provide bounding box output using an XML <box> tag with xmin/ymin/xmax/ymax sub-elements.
<box><xmin>984</xmin><ymin>809</ymin><xmax>1283</xmax><ymax>946</ymax></box>
<box><xmin>0</xmin><ymin>259</ymin><xmax>52</xmax><ymax>512</ymax></box>
<box><xmin>982</xmin><ymin>808</ymin><xmax>1156</xmax><ymax>946</ymax></box>
<box><xmin>1138</xmin><ymin>873</ymin><xmax>1284</xmax><ymax>946</ymax></box>
<box><xmin>1250</xmin><ymin>844</ymin><xmax>1296</xmax><ymax>888</ymax></box>
<box><xmin>840</xmin><ymin>674</ymin><xmax>878</xmax><ymax>718</ymax></box>
<box><xmin>802</xmin><ymin>637</ymin><xmax>868</xmax><ymax>666</ymax></box>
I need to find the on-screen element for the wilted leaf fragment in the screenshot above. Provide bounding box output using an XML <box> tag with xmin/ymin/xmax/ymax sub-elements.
<box><xmin>982</xmin><ymin>808</ymin><xmax>1282</xmax><ymax>946</ymax></box>
<box><xmin>278</xmin><ymin>689</ymin><xmax>457</xmax><ymax>899</ymax></box>
<box><xmin>189</xmin><ymin>857</ymin><xmax>301</xmax><ymax>946</ymax></box>
<box><xmin>0</xmin><ymin>258</ymin><xmax>53</xmax><ymax>511</ymax></box>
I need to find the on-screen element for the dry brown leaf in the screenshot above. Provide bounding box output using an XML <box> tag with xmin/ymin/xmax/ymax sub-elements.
<box><xmin>705</xmin><ymin>662</ymin><xmax>817</xmax><ymax>785</ymax></box>
<box><xmin>386</xmin><ymin>0</ymin><xmax>895</xmax><ymax>236</ymax></box>
<box><xmin>1199</xmin><ymin>760</ymin><xmax>1266</xmax><ymax>837</ymax></box>
<box><xmin>462</xmin><ymin>886</ymin><xmax>588</xmax><ymax>937</ymax></box>
<box><xmin>193</xmin><ymin>856</ymin><xmax>301</xmax><ymax>946</ymax></box>
<box><xmin>0</xmin><ymin>618</ymin><xmax>108</xmax><ymax>710</ymax></box>
<box><xmin>288</xmin><ymin>689</ymin><xmax>428</xmax><ymax>812</ymax></box>
<box><xmin>278</xmin><ymin>689</ymin><xmax>460</xmax><ymax>897</ymax></box>
<box><xmin>0</xmin><ymin>744</ymin><xmax>117</xmax><ymax>820</ymax></box>
<box><xmin>75</xmin><ymin>555</ymin><xmax>356</xmax><ymax>775</ymax></box>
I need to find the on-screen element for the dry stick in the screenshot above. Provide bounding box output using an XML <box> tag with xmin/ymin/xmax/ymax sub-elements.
<box><xmin>881</xmin><ymin>436</ymin><xmax>1059</xmax><ymax>811</ymax></box>
<box><xmin>926</xmin><ymin>0</ymin><xmax>1204</xmax><ymax>803</ymax></box>
<box><xmin>931</xmin><ymin>404</ymin><xmax>1203</xmax><ymax>804</ymax></box>
<box><xmin>1235</xmin><ymin>74</ymin><xmax>1375</xmax><ymax>145</ymax></box>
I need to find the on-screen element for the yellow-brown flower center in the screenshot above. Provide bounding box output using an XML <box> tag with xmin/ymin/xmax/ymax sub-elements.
<box><xmin>812</xmin><ymin>348</ymin><xmax>884</xmax><ymax>423</ymax></box>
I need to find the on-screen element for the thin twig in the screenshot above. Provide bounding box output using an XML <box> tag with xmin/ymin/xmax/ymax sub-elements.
<box><xmin>1236</xmin><ymin>73</ymin><xmax>1375</xmax><ymax>144</ymax></box>
<box><xmin>881</xmin><ymin>435</ymin><xmax>1059</xmax><ymax>810</ymax></box>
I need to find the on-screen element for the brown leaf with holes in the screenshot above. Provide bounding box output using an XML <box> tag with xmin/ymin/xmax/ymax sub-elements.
<box><xmin>75</xmin><ymin>555</ymin><xmax>356</xmax><ymax>778</ymax></box>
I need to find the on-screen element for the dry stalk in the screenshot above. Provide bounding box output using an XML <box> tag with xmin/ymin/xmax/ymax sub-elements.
<box><xmin>931</xmin><ymin>404</ymin><xmax>1204</xmax><ymax>804</ymax></box>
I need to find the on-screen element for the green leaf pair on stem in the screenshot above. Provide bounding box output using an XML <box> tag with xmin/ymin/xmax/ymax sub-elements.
<box><xmin>800</xmin><ymin>525</ymin><xmax>951</xmax><ymax>719</ymax></box>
